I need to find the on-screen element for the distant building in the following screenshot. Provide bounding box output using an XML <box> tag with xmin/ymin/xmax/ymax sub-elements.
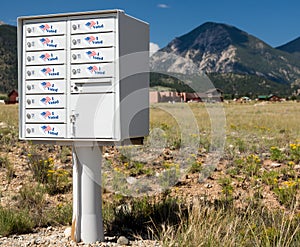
<box><xmin>150</xmin><ymin>88</ymin><xmax>224</xmax><ymax>103</ymax></box>
<box><xmin>149</xmin><ymin>91</ymin><xmax>185</xmax><ymax>104</ymax></box>
<box><xmin>205</xmin><ymin>88</ymin><xmax>224</xmax><ymax>102</ymax></box>
<box><xmin>6</xmin><ymin>90</ymin><xmax>18</xmax><ymax>104</ymax></box>
<box><xmin>258</xmin><ymin>94</ymin><xmax>281</xmax><ymax>102</ymax></box>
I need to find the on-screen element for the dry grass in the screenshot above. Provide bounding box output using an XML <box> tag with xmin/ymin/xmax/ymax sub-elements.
<box><xmin>1</xmin><ymin>102</ymin><xmax>300</xmax><ymax>244</ymax></box>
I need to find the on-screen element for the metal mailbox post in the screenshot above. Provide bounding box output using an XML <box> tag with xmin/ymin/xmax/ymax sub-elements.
<box><xmin>18</xmin><ymin>9</ymin><xmax>149</xmax><ymax>243</ymax></box>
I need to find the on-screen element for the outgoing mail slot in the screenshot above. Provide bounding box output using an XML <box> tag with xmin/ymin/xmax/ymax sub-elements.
<box><xmin>25</xmin><ymin>109</ymin><xmax>66</xmax><ymax>123</ymax></box>
<box><xmin>71</xmin><ymin>63</ymin><xmax>114</xmax><ymax>79</ymax></box>
<box><xmin>70</xmin><ymin>79</ymin><xmax>113</xmax><ymax>93</ymax></box>
<box><xmin>71</xmin><ymin>48</ymin><xmax>114</xmax><ymax>64</ymax></box>
<box><xmin>71</xmin><ymin>18</ymin><xmax>115</xmax><ymax>34</ymax></box>
<box><xmin>25</xmin><ymin>21</ymin><xmax>66</xmax><ymax>37</ymax></box>
<box><xmin>25</xmin><ymin>95</ymin><xmax>66</xmax><ymax>108</ymax></box>
<box><xmin>26</xmin><ymin>36</ymin><xmax>66</xmax><ymax>51</ymax></box>
<box><xmin>25</xmin><ymin>124</ymin><xmax>66</xmax><ymax>138</ymax></box>
<box><xmin>26</xmin><ymin>80</ymin><xmax>66</xmax><ymax>94</ymax></box>
<box><xmin>25</xmin><ymin>65</ymin><xmax>66</xmax><ymax>80</ymax></box>
<box><xmin>26</xmin><ymin>50</ymin><xmax>66</xmax><ymax>65</ymax></box>
<box><xmin>71</xmin><ymin>32</ymin><xmax>114</xmax><ymax>49</ymax></box>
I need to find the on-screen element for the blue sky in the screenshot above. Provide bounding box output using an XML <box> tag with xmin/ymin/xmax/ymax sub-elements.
<box><xmin>2</xmin><ymin>0</ymin><xmax>300</xmax><ymax>52</ymax></box>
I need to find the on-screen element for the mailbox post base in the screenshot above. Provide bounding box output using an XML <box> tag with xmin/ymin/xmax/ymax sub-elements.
<box><xmin>72</xmin><ymin>143</ymin><xmax>104</xmax><ymax>243</ymax></box>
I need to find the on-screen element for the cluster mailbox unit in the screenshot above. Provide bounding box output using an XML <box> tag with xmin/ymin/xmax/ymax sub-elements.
<box><xmin>18</xmin><ymin>9</ymin><xmax>149</xmax><ymax>143</ymax></box>
<box><xmin>18</xmin><ymin>10</ymin><xmax>149</xmax><ymax>243</ymax></box>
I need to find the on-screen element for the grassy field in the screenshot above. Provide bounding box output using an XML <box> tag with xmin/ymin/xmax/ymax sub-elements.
<box><xmin>1</xmin><ymin>102</ymin><xmax>300</xmax><ymax>245</ymax></box>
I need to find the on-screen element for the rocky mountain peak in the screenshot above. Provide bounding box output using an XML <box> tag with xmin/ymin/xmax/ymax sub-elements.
<box><xmin>151</xmin><ymin>21</ymin><xmax>300</xmax><ymax>87</ymax></box>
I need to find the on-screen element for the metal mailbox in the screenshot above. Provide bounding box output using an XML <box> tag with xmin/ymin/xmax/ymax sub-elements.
<box><xmin>18</xmin><ymin>10</ymin><xmax>149</xmax><ymax>142</ymax></box>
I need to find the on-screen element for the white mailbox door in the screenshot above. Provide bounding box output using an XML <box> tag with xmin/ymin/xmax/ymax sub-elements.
<box><xmin>71</xmin><ymin>18</ymin><xmax>115</xmax><ymax>34</ymax></box>
<box><xmin>26</xmin><ymin>50</ymin><xmax>66</xmax><ymax>65</ymax></box>
<box><xmin>26</xmin><ymin>80</ymin><xmax>66</xmax><ymax>94</ymax></box>
<box><xmin>70</xmin><ymin>94</ymin><xmax>114</xmax><ymax>138</ymax></box>
<box><xmin>71</xmin><ymin>48</ymin><xmax>114</xmax><ymax>63</ymax></box>
<box><xmin>71</xmin><ymin>33</ymin><xmax>114</xmax><ymax>49</ymax></box>
<box><xmin>25</xmin><ymin>124</ymin><xmax>66</xmax><ymax>138</ymax></box>
<box><xmin>26</xmin><ymin>65</ymin><xmax>66</xmax><ymax>80</ymax></box>
<box><xmin>25</xmin><ymin>109</ymin><xmax>66</xmax><ymax>123</ymax></box>
<box><xmin>26</xmin><ymin>36</ymin><xmax>66</xmax><ymax>51</ymax></box>
<box><xmin>26</xmin><ymin>95</ymin><xmax>66</xmax><ymax>108</ymax></box>
<box><xmin>71</xmin><ymin>63</ymin><xmax>114</xmax><ymax>79</ymax></box>
<box><xmin>25</xmin><ymin>21</ymin><xmax>66</xmax><ymax>37</ymax></box>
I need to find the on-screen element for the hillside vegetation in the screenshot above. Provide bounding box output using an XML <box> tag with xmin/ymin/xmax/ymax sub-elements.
<box><xmin>0</xmin><ymin>25</ymin><xmax>17</xmax><ymax>93</ymax></box>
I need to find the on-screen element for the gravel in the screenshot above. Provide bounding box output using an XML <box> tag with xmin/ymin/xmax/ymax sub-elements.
<box><xmin>0</xmin><ymin>227</ymin><xmax>162</xmax><ymax>247</ymax></box>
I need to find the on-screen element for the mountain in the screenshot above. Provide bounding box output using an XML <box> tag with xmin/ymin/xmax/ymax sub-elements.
<box><xmin>277</xmin><ymin>37</ymin><xmax>300</xmax><ymax>54</ymax></box>
<box><xmin>0</xmin><ymin>24</ymin><xmax>17</xmax><ymax>94</ymax></box>
<box><xmin>150</xmin><ymin>22</ymin><xmax>300</xmax><ymax>96</ymax></box>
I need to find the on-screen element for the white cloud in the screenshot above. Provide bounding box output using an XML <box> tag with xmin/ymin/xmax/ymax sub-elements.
<box><xmin>157</xmin><ymin>3</ymin><xmax>170</xmax><ymax>8</ymax></box>
<box><xmin>150</xmin><ymin>42</ymin><xmax>160</xmax><ymax>56</ymax></box>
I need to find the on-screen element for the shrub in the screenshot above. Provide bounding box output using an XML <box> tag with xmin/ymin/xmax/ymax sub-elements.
<box><xmin>0</xmin><ymin>207</ymin><xmax>34</xmax><ymax>237</ymax></box>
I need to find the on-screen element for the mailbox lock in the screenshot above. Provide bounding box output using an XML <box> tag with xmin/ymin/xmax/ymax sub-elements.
<box><xmin>27</xmin><ymin>99</ymin><xmax>31</xmax><ymax>105</ymax></box>
<box><xmin>27</xmin><ymin>42</ymin><xmax>31</xmax><ymax>48</ymax></box>
<box><xmin>72</xmin><ymin>54</ymin><xmax>77</xmax><ymax>60</ymax></box>
<box><xmin>26</xmin><ymin>128</ymin><xmax>31</xmax><ymax>134</ymax></box>
<box><xmin>26</xmin><ymin>113</ymin><xmax>31</xmax><ymax>119</ymax></box>
<box><xmin>27</xmin><ymin>85</ymin><xmax>32</xmax><ymax>90</ymax></box>
<box><xmin>72</xmin><ymin>24</ymin><xmax>77</xmax><ymax>30</ymax></box>
<box><xmin>27</xmin><ymin>27</ymin><xmax>32</xmax><ymax>33</ymax></box>
<box><xmin>27</xmin><ymin>71</ymin><xmax>31</xmax><ymax>76</ymax></box>
<box><xmin>27</xmin><ymin>56</ymin><xmax>31</xmax><ymax>62</ymax></box>
<box><xmin>72</xmin><ymin>69</ymin><xmax>77</xmax><ymax>75</ymax></box>
<box><xmin>72</xmin><ymin>39</ymin><xmax>77</xmax><ymax>45</ymax></box>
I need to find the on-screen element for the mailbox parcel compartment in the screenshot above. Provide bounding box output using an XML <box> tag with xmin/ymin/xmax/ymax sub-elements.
<box><xmin>70</xmin><ymin>94</ymin><xmax>114</xmax><ymax>138</ymax></box>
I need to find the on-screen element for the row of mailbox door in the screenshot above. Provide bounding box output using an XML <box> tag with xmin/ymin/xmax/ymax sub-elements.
<box><xmin>26</xmin><ymin>47</ymin><xmax>114</xmax><ymax>65</ymax></box>
<box><xmin>25</xmin><ymin>18</ymin><xmax>115</xmax><ymax>37</ymax></box>
<box><xmin>25</xmin><ymin>32</ymin><xmax>115</xmax><ymax>51</ymax></box>
<box><xmin>26</xmin><ymin>79</ymin><xmax>113</xmax><ymax>94</ymax></box>
<box><xmin>25</xmin><ymin>63</ymin><xmax>114</xmax><ymax>79</ymax></box>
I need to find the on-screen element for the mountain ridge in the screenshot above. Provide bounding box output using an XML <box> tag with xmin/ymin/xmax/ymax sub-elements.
<box><xmin>151</xmin><ymin>21</ymin><xmax>300</xmax><ymax>96</ymax></box>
